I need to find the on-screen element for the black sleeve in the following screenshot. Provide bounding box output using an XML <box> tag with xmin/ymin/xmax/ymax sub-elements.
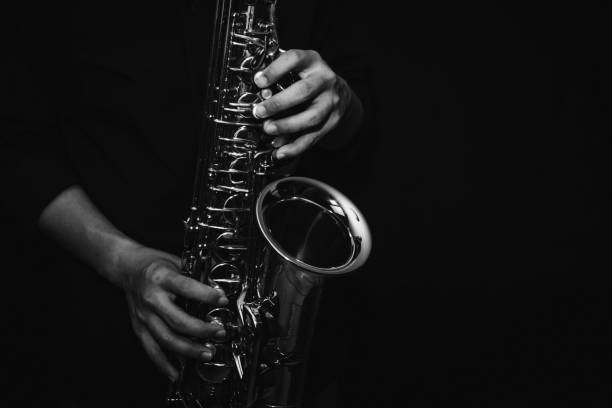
<box><xmin>310</xmin><ymin>0</ymin><xmax>375</xmax><ymax>113</ymax></box>
<box><xmin>0</xmin><ymin>5</ymin><xmax>78</xmax><ymax>232</ymax></box>
<box><xmin>296</xmin><ymin>0</ymin><xmax>378</xmax><ymax>187</ymax></box>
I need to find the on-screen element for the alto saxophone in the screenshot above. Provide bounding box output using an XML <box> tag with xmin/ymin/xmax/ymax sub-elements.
<box><xmin>167</xmin><ymin>1</ymin><xmax>371</xmax><ymax>407</ymax></box>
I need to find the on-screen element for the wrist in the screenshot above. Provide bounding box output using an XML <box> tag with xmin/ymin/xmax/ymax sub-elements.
<box><xmin>319</xmin><ymin>80</ymin><xmax>363</xmax><ymax>150</ymax></box>
<box><xmin>102</xmin><ymin>236</ymin><xmax>145</xmax><ymax>290</ymax></box>
<box><xmin>105</xmin><ymin>240</ymin><xmax>181</xmax><ymax>292</ymax></box>
<box><xmin>40</xmin><ymin>186</ymin><xmax>144</xmax><ymax>288</ymax></box>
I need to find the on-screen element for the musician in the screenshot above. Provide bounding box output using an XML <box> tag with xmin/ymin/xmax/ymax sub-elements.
<box><xmin>1</xmin><ymin>1</ymin><xmax>370</xmax><ymax>407</ymax></box>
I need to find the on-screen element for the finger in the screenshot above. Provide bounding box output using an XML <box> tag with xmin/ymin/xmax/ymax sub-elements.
<box><xmin>166</xmin><ymin>254</ymin><xmax>182</xmax><ymax>269</ymax></box>
<box><xmin>146</xmin><ymin>314</ymin><xmax>217</xmax><ymax>362</ymax></box>
<box><xmin>270</xmin><ymin>135</ymin><xmax>290</xmax><ymax>149</ymax></box>
<box><xmin>263</xmin><ymin>94</ymin><xmax>333</xmax><ymax>136</ymax></box>
<box><xmin>254</xmin><ymin>49</ymin><xmax>320</xmax><ymax>88</ymax></box>
<box><xmin>204</xmin><ymin>342</ymin><xmax>217</xmax><ymax>356</ymax></box>
<box><xmin>156</xmin><ymin>292</ymin><xmax>226</xmax><ymax>339</ymax></box>
<box><xmin>162</xmin><ymin>272</ymin><xmax>229</xmax><ymax>306</ymax></box>
<box><xmin>274</xmin><ymin>133</ymin><xmax>317</xmax><ymax>161</ymax></box>
<box><xmin>136</xmin><ymin>322</ymin><xmax>179</xmax><ymax>381</ymax></box>
<box><xmin>275</xmin><ymin>114</ymin><xmax>340</xmax><ymax>160</ymax></box>
<box><xmin>253</xmin><ymin>75</ymin><xmax>327</xmax><ymax>119</ymax></box>
<box><xmin>129</xmin><ymin>309</ymin><xmax>178</xmax><ymax>381</ymax></box>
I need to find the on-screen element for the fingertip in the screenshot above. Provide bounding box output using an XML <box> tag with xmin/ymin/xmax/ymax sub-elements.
<box><xmin>253</xmin><ymin>103</ymin><xmax>266</xmax><ymax>119</ymax></box>
<box><xmin>215</xmin><ymin>288</ymin><xmax>229</xmax><ymax>306</ymax></box>
<box><xmin>214</xmin><ymin>329</ymin><xmax>227</xmax><ymax>340</ymax></box>
<box><xmin>169</xmin><ymin>254</ymin><xmax>182</xmax><ymax>267</ymax></box>
<box><xmin>260</xmin><ymin>88</ymin><xmax>273</xmax><ymax>100</ymax></box>
<box><xmin>201</xmin><ymin>349</ymin><xmax>213</xmax><ymax>361</ymax></box>
<box><xmin>275</xmin><ymin>146</ymin><xmax>289</xmax><ymax>161</ymax></box>
<box><xmin>204</xmin><ymin>342</ymin><xmax>217</xmax><ymax>355</ymax></box>
<box><xmin>264</xmin><ymin>121</ymin><xmax>278</xmax><ymax>135</ymax></box>
<box><xmin>254</xmin><ymin>71</ymin><xmax>268</xmax><ymax>88</ymax></box>
<box><xmin>271</xmin><ymin>137</ymin><xmax>284</xmax><ymax>148</ymax></box>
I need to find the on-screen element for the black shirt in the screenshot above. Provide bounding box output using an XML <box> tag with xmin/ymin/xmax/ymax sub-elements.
<box><xmin>2</xmin><ymin>0</ymin><xmax>371</xmax><ymax>248</ymax></box>
<box><xmin>1</xmin><ymin>1</ymin><xmax>371</xmax><ymax>407</ymax></box>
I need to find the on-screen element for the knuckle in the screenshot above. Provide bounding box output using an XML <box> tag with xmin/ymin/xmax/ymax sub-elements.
<box><xmin>141</xmin><ymin>289</ymin><xmax>158</xmax><ymax>308</ymax></box>
<box><xmin>299</xmin><ymin>80</ymin><xmax>315</xmax><ymax>97</ymax></box>
<box><xmin>309</xmin><ymin>110</ymin><xmax>324</xmax><ymax>127</ymax></box>
<box><xmin>165</xmin><ymin>313</ymin><xmax>186</xmax><ymax>332</ymax></box>
<box><xmin>135</xmin><ymin>308</ymin><xmax>147</xmax><ymax>323</ymax></box>
<box><xmin>331</xmin><ymin>92</ymin><xmax>341</xmax><ymax>109</ymax></box>
<box><xmin>329</xmin><ymin>112</ymin><xmax>341</xmax><ymax>127</ymax></box>
<box><xmin>320</xmin><ymin>68</ymin><xmax>336</xmax><ymax>85</ymax></box>
<box><xmin>157</xmin><ymin>332</ymin><xmax>174</xmax><ymax>348</ymax></box>
<box><xmin>147</xmin><ymin>263</ymin><xmax>169</xmax><ymax>285</ymax></box>
<box><xmin>306</xmin><ymin>49</ymin><xmax>320</xmax><ymax>60</ymax></box>
<box><xmin>264</xmin><ymin>98</ymin><xmax>280</xmax><ymax>114</ymax></box>
<box><xmin>288</xmin><ymin>49</ymin><xmax>303</xmax><ymax>60</ymax></box>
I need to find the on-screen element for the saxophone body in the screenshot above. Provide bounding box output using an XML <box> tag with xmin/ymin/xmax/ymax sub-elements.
<box><xmin>168</xmin><ymin>1</ymin><xmax>371</xmax><ymax>407</ymax></box>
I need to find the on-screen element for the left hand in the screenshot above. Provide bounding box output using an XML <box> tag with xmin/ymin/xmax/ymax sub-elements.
<box><xmin>252</xmin><ymin>49</ymin><xmax>355</xmax><ymax>160</ymax></box>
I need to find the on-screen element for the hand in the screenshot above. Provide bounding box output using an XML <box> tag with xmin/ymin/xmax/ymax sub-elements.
<box><xmin>38</xmin><ymin>187</ymin><xmax>228</xmax><ymax>381</ymax></box>
<box><xmin>116</xmin><ymin>244</ymin><xmax>228</xmax><ymax>381</ymax></box>
<box><xmin>252</xmin><ymin>49</ymin><xmax>358</xmax><ymax>160</ymax></box>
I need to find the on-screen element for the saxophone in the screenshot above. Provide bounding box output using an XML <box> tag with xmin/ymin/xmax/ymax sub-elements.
<box><xmin>167</xmin><ymin>1</ymin><xmax>371</xmax><ymax>407</ymax></box>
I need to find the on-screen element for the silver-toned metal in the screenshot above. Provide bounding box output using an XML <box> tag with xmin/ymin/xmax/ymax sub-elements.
<box><xmin>167</xmin><ymin>1</ymin><xmax>371</xmax><ymax>407</ymax></box>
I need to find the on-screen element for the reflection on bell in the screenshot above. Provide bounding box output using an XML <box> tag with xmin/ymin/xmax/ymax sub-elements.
<box><xmin>196</xmin><ymin>361</ymin><xmax>232</xmax><ymax>384</ymax></box>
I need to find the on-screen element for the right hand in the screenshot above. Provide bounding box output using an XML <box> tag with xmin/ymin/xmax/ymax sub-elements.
<box><xmin>116</xmin><ymin>244</ymin><xmax>229</xmax><ymax>381</ymax></box>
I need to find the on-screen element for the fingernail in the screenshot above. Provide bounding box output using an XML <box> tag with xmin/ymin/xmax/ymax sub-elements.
<box><xmin>214</xmin><ymin>329</ymin><xmax>226</xmax><ymax>340</ymax></box>
<box><xmin>253</xmin><ymin>104</ymin><xmax>267</xmax><ymax>119</ymax></box>
<box><xmin>254</xmin><ymin>71</ymin><xmax>267</xmax><ymax>87</ymax></box>
<box><xmin>264</xmin><ymin>121</ymin><xmax>277</xmax><ymax>134</ymax></box>
<box><xmin>201</xmin><ymin>349</ymin><xmax>213</xmax><ymax>361</ymax></box>
<box><xmin>271</xmin><ymin>137</ymin><xmax>282</xmax><ymax>148</ymax></box>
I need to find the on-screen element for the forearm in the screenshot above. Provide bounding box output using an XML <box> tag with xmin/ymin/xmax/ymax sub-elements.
<box><xmin>38</xmin><ymin>186</ymin><xmax>226</xmax><ymax>378</ymax></box>
<box><xmin>38</xmin><ymin>185</ymin><xmax>140</xmax><ymax>287</ymax></box>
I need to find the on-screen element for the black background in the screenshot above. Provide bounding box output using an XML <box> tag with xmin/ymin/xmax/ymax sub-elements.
<box><xmin>329</xmin><ymin>2</ymin><xmax>608</xmax><ymax>406</ymax></box>
<box><xmin>2</xmin><ymin>0</ymin><xmax>608</xmax><ymax>406</ymax></box>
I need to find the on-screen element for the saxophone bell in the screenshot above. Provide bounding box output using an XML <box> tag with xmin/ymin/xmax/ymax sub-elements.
<box><xmin>251</xmin><ymin>177</ymin><xmax>371</xmax><ymax>408</ymax></box>
<box><xmin>257</xmin><ymin>177</ymin><xmax>371</xmax><ymax>276</ymax></box>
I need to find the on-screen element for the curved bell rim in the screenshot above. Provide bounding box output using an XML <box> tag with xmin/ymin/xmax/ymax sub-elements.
<box><xmin>256</xmin><ymin>176</ymin><xmax>372</xmax><ymax>276</ymax></box>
